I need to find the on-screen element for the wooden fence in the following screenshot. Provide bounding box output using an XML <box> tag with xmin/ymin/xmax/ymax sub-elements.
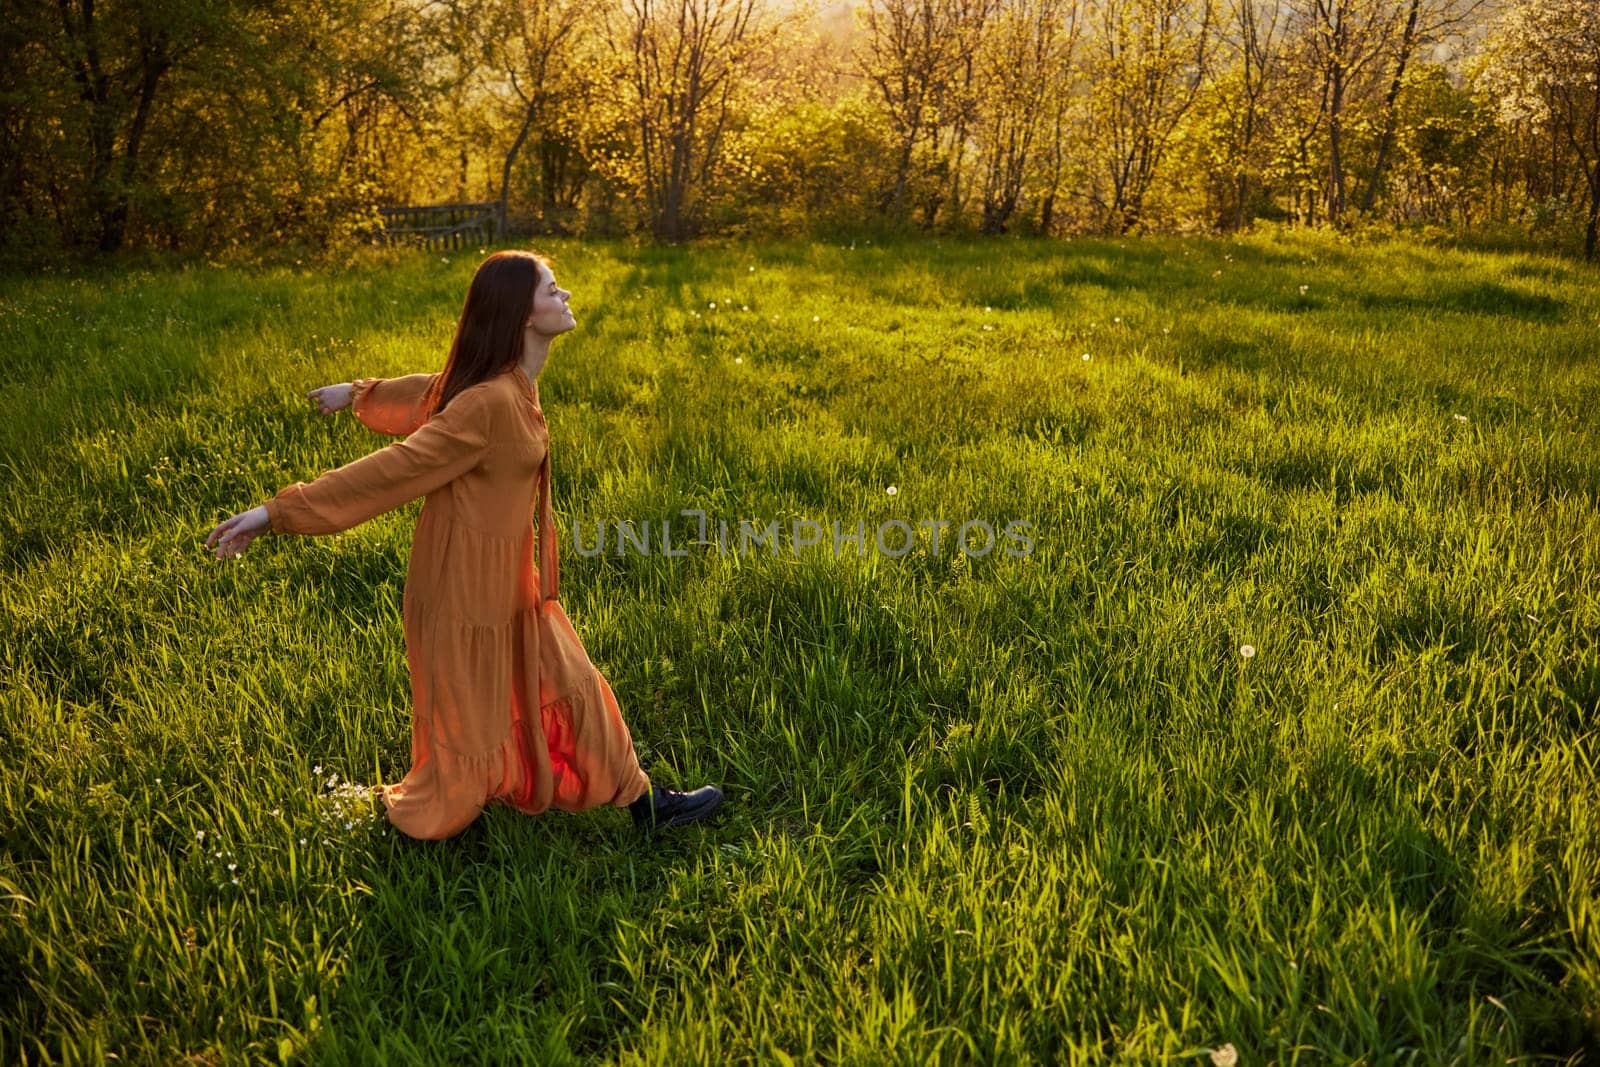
<box><xmin>375</xmin><ymin>202</ymin><xmax>506</xmax><ymax>249</ymax></box>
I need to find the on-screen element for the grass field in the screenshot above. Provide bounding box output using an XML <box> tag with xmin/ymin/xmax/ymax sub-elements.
<box><xmin>2</xmin><ymin>232</ymin><xmax>1598</xmax><ymax>1064</ymax></box>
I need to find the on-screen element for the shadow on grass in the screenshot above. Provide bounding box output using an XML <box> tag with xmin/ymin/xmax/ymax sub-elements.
<box><xmin>1353</xmin><ymin>281</ymin><xmax>1567</xmax><ymax>323</ymax></box>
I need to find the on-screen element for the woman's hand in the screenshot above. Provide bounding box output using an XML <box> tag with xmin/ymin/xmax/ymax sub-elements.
<box><xmin>307</xmin><ymin>382</ymin><xmax>354</xmax><ymax>415</ymax></box>
<box><xmin>205</xmin><ymin>506</ymin><xmax>271</xmax><ymax>560</ymax></box>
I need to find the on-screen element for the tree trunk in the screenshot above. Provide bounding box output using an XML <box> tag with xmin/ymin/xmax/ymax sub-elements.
<box><xmin>499</xmin><ymin>102</ymin><xmax>538</xmax><ymax>238</ymax></box>
<box><xmin>1360</xmin><ymin>0</ymin><xmax>1420</xmax><ymax>216</ymax></box>
<box><xmin>1585</xmin><ymin>175</ymin><xmax>1598</xmax><ymax>260</ymax></box>
<box><xmin>1328</xmin><ymin>60</ymin><xmax>1347</xmax><ymax>225</ymax></box>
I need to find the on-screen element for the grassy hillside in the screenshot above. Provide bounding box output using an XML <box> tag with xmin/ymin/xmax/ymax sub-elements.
<box><xmin>2</xmin><ymin>233</ymin><xmax>1597</xmax><ymax>1063</ymax></box>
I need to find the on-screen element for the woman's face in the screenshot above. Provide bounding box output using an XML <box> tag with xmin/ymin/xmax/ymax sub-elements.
<box><xmin>526</xmin><ymin>263</ymin><xmax>576</xmax><ymax>338</ymax></box>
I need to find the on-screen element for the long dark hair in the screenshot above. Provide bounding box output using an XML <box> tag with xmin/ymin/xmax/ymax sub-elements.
<box><xmin>425</xmin><ymin>250</ymin><xmax>547</xmax><ymax>414</ymax></box>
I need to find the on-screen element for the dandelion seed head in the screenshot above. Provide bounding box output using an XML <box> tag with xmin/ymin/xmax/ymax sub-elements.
<box><xmin>1082</xmin><ymin>353</ymin><xmax>1091</xmax><ymax>361</ymax></box>
<box><xmin>299</xmin><ymin>838</ymin><xmax>307</xmax><ymax>845</ymax></box>
<box><xmin>734</xmin><ymin>357</ymin><xmax>743</xmax><ymax>364</ymax></box>
<box><xmin>886</xmin><ymin>485</ymin><xmax>898</xmax><ymax>496</ymax></box>
<box><xmin>1210</xmin><ymin>1044</ymin><xmax>1239</xmax><ymax>1067</ymax></box>
<box><xmin>812</xmin><ymin>315</ymin><xmax>820</xmax><ymax>323</ymax></box>
<box><xmin>1240</xmin><ymin>644</ymin><xmax>1256</xmax><ymax>659</ymax></box>
<box><xmin>708</xmin><ymin>301</ymin><xmax>717</xmax><ymax>309</ymax></box>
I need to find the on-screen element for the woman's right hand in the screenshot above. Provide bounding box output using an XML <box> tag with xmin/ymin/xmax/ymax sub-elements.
<box><xmin>307</xmin><ymin>382</ymin><xmax>354</xmax><ymax>415</ymax></box>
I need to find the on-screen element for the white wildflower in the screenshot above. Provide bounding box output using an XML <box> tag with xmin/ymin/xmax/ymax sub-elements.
<box><xmin>734</xmin><ymin>357</ymin><xmax>743</xmax><ymax>364</ymax></box>
<box><xmin>1453</xmin><ymin>413</ymin><xmax>1468</xmax><ymax>423</ymax></box>
<box><xmin>1081</xmin><ymin>353</ymin><xmax>1091</xmax><ymax>361</ymax></box>
<box><xmin>811</xmin><ymin>315</ymin><xmax>820</xmax><ymax>323</ymax></box>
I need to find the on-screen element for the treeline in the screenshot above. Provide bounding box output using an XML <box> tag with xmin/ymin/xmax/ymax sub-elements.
<box><xmin>4</xmin><ymin>0</ymin><xmax>1599</xmax><ymax>261</ymax></box>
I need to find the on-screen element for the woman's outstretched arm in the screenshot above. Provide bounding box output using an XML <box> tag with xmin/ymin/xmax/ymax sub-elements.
<box><xmin>264</xmin><ymin>386</ymin><xmax>491</xmax><ymax>536</ymax></box>
<box><xmin>348</xmin><ymin>373</ymin><xmax>440</xmax><ymax>436</ymax></box>
<box><xmin>304</xmin><ymin>374</ymin><xmax>439</xmax><ymax>435</ymax></box>
<box><xmin>204</xmin><ymin>387</ymin><xmax>493</xmax><ymax>556</ymax></box>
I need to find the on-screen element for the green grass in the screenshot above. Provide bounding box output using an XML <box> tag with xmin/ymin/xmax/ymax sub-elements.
<box><xmin>2</xmin><ymin>231</ymin><xmax>1598</xmax><ymax>1064</ymax></box>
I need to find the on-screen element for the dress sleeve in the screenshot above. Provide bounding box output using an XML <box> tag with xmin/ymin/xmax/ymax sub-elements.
<box><xmin>264</xmin><ymin>388</ymin><xmax>492</xmax><ymax>536</ymax></box>
<box><xmin>350</xmin><ymin>373</ymin><xmax>439</xmax><ymax>437</ymax></box>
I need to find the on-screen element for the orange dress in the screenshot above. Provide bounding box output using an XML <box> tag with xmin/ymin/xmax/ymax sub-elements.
<box><xmin>262</xmin><ymin>365</ymin><xmax>652</xmax><ymax>840</ymax></box>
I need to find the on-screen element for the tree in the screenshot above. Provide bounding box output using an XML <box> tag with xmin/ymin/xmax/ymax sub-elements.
<box><xmin>1217</xmin><ymin>0</ymin><xmax>1286</xmax><ymax>228</ymax></box>
<box><xmin>859</xmin><ymin>0</ymin><xmax>995</xmax><ymax>224</ymax></box>
<box><xmin>1358</xmin><ymin>0</ymin><xmax>1484</xmax><ymax>215</ymax></box>
<box><xmin>1286</xmin><ymin>0</ymin><xmax>1423</xmax><ymax>225</ymax></box>
<box><xmin>477</xmin><ymin>0</ymin><xmax>593</xmax><ymax>234</ymax></box>
<box><xmin>611</xmin><ymin>0</ymin><xmax>773</xmax><ymax>241</ymax></box>
<box><xmin>975</xmin><ymin>0</ymin><xmax>1082</xmax><ymax>233</ymax></box>
<box><xmin>1084</xmin><ymin>0</ymin><xmax>1215</xmax><ymax>234</ymax></box>
<box><xmin>1474</xmin><ymin>0</ymin><xmax>1600</xmax><ymax>258</ymax></box>
<box><xmin>23</xmin><ymin>0</ymin><xmax>219</xmax><ymax>251</ymax></box>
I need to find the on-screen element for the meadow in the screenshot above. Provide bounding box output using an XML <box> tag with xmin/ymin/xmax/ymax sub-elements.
<box><xmin>1</xmin><ymin>231</ymin><xmax>1597</xmax><ymax>1064</ymax></box>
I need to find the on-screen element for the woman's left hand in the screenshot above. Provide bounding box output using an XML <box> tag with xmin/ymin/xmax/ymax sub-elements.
<box><xmin>205</xmin><ymin>506</ymin><xmax>271</xmax><ymax>560</ymax></box>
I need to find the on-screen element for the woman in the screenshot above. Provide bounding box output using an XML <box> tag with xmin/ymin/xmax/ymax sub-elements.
<box><xmin>204</xmin><ymin>250</ymin><xmax>723</xmax><ymax>841</ymax></box>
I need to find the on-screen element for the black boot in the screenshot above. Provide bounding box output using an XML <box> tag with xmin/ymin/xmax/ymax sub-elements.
<box><xmin>630</xmin><ymin>784</ymin><xmax>724</xmax><ymax>832</ymax></box>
